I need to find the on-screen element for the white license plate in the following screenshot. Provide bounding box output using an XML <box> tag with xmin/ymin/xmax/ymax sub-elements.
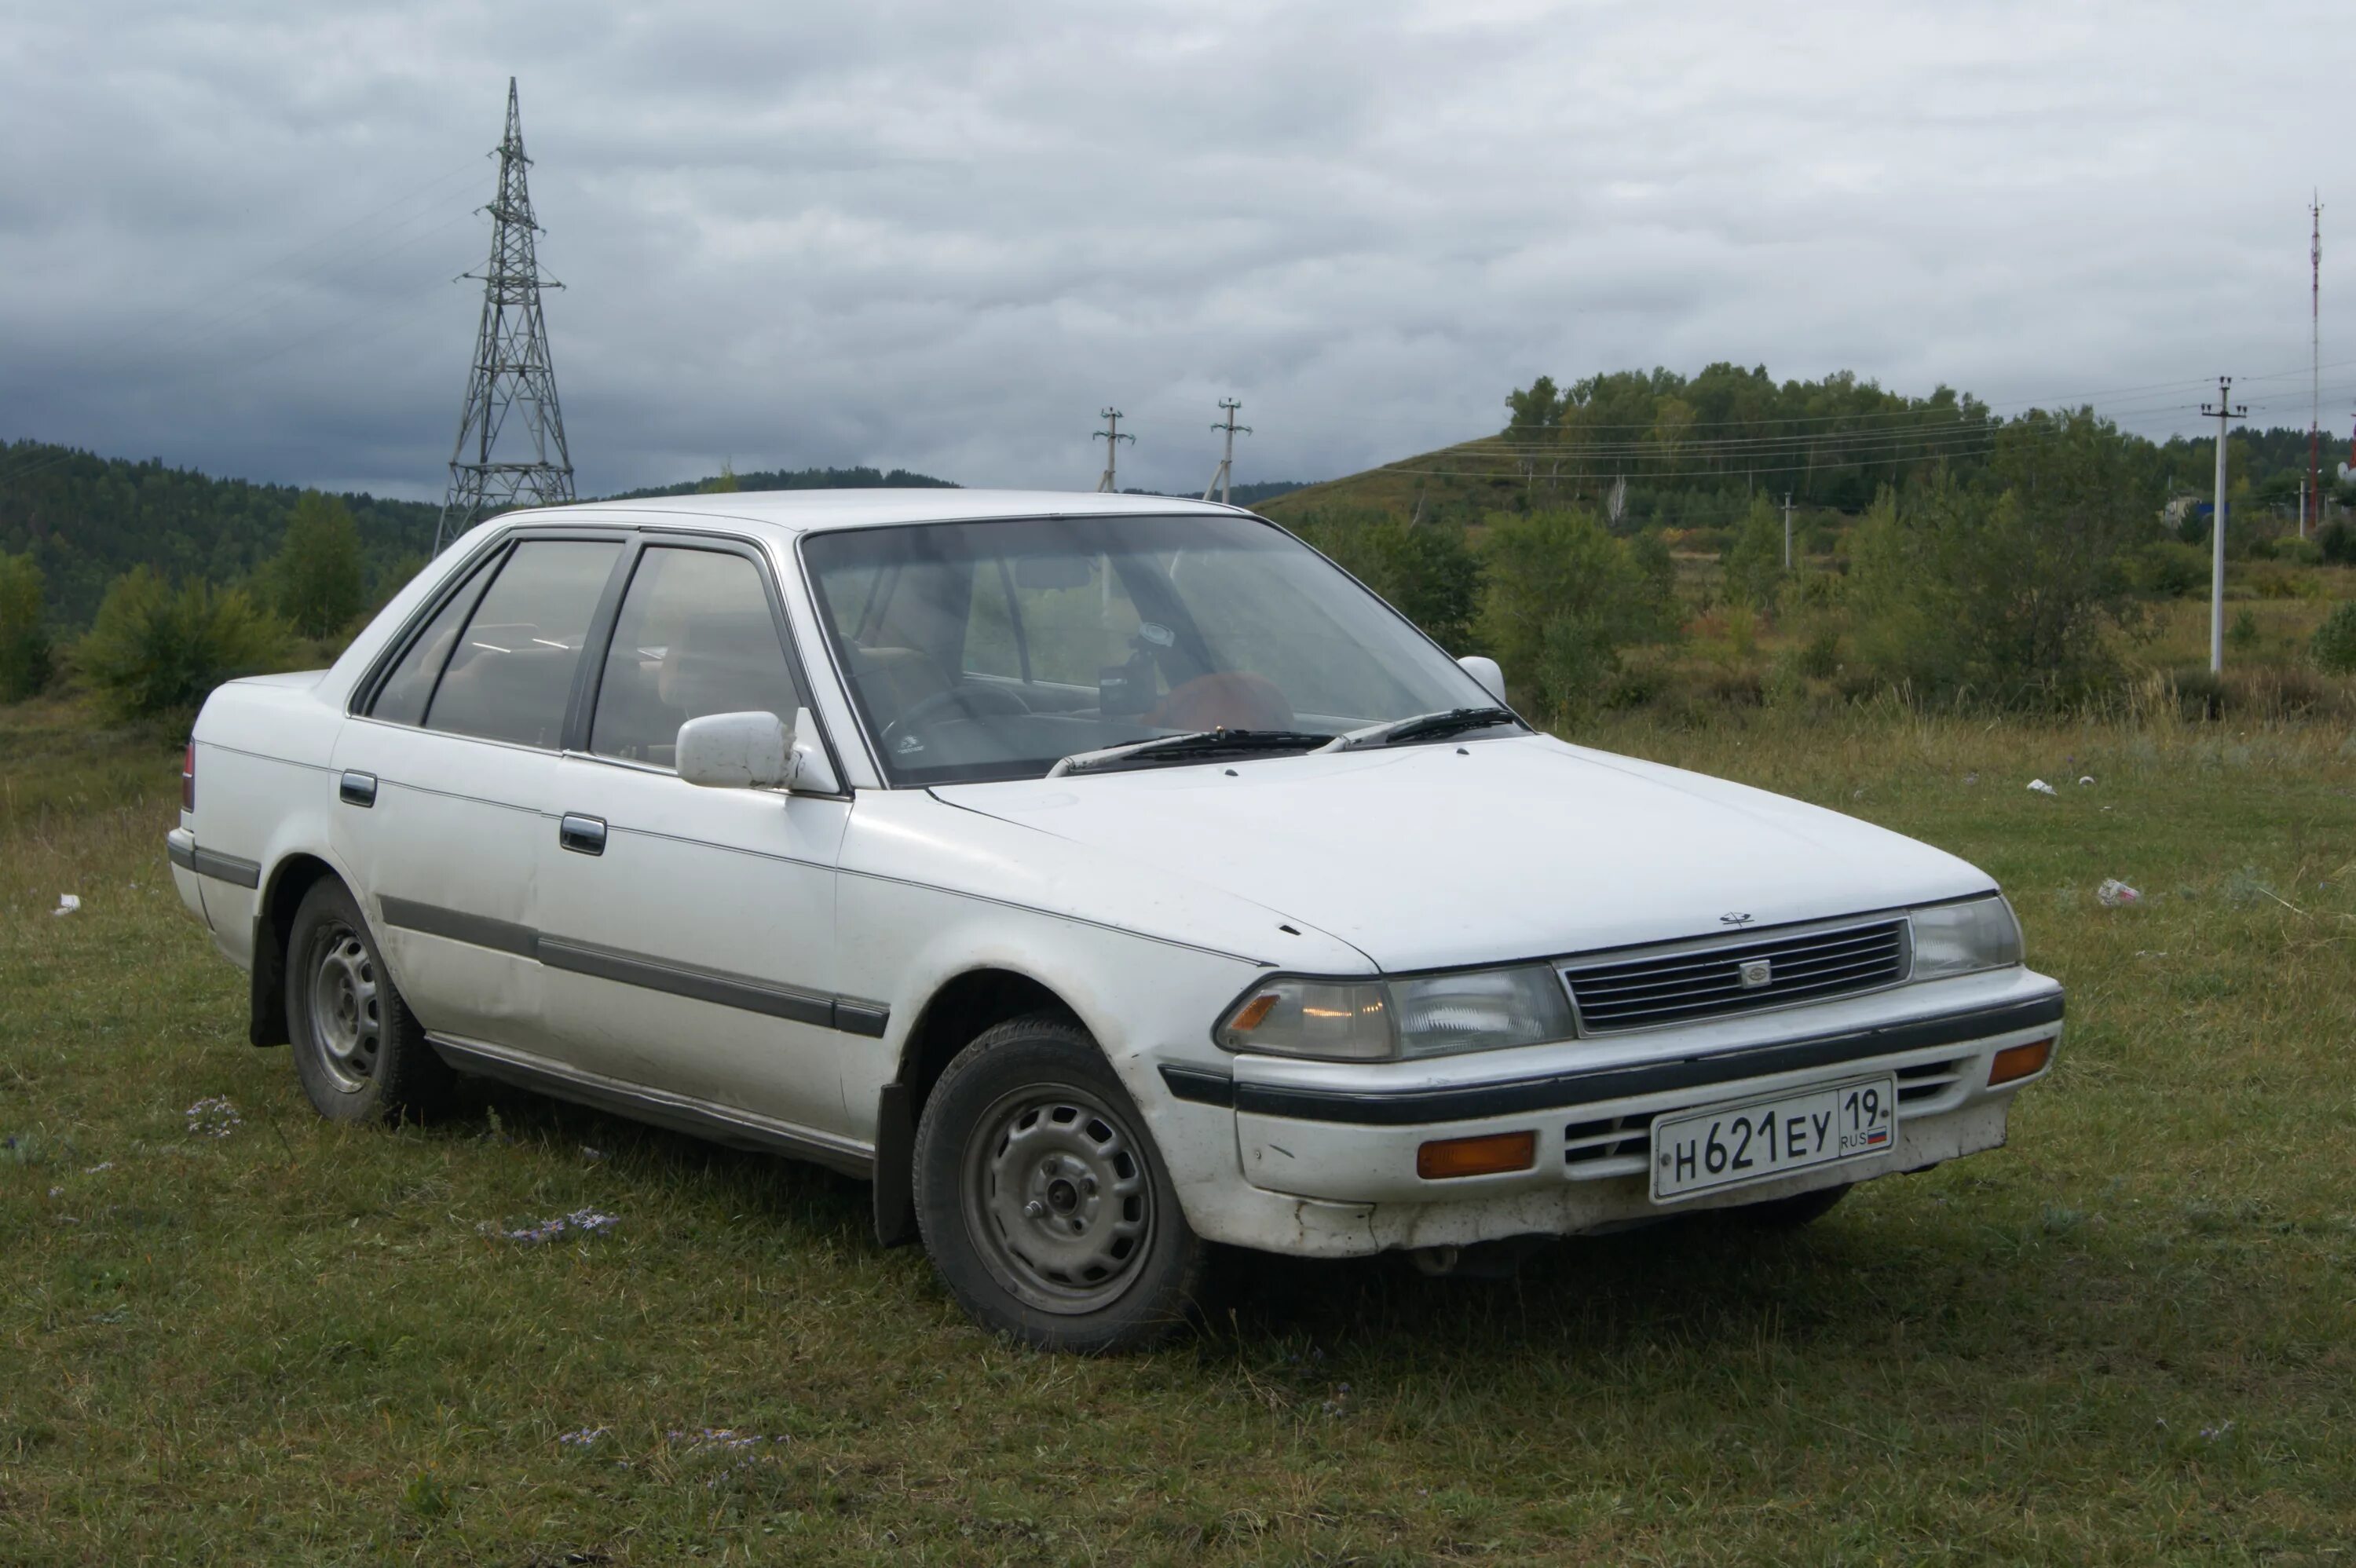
<box><xmin>1649</xmin><ymin>1075</ymin><xmax>1897</xmax><ymax>1202</ymax></box>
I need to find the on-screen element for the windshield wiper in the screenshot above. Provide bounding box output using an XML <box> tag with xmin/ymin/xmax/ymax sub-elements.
<box><xmin>1315</xmin><ymin>706</ymin><xmax>1520</xmax><ymax>752</ymax></box>
<box><xmin>1048</xmin><ymin>729</ymin><xmax>1334</xmax><ymax>778</ymax></box>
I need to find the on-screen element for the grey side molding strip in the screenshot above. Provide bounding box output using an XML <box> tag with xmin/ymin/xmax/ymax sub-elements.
<box><xmin>180</xmin><ymin>846</ymin><xmax>262</xmax><ymax>888</ymax></box>
<box><xmin>536</xmin><ymin>936</ymin><xmax>834</xmax><ymax>1029</ymax></box>
<box><xmin>379</xmin><ymin>895</ymin><xmax>536</xmax><ymax>957</ymax></box>
<box><xmin>379</xmin><ymin>895</ymin><xmax>891</xmax><ymax>1037</ymax></box>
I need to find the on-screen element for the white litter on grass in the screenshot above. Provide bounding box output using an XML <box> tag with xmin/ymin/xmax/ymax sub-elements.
<box><xmin>2097</xmin><ymin>879</ymin><xmax>2142</xmax><ymax>908</ymax></box>
<box><xmin>668</xmin><ymin>1428</ymin><xmax>779</xmax><ymax>1453</ymax></box>
<box><xmin>52</xmin><ymin>894</ymin><xmax>79</xmax><ymax>916</ymax></box>
<box><xmin>481</xmin><ymin>1208</ymin><xmax>621</xmax><ymax>1245</ymax></box>
<box><xmin>185</xmin><ymin>1097</ymin><xmax>241</xmax><ymax>1138</ymax></box>
<box><xmin>2078</xmin><ymin>775</ymin><xmax>2096</xmax><ymax>786</ymax></box>
<box><xmin>83</xmin><ymin>1162</ymin><xmax>113</xmax><ymax>1174</ymax></box>
<box><xmin>2026</xmin><ymin>779</ymin><xmax>2058</xmax><ymax>796</ymax></box>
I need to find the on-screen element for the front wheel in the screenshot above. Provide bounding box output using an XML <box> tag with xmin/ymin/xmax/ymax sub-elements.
<box><xmin>285</xmin><ymin>879</ymin><xmax>451</xmax><ymax>1124</ymax></box>
<box><xmin>913</xmin><ymin>1014</ymin><xmax>1205</xmax><ymax>1352</ymax></box>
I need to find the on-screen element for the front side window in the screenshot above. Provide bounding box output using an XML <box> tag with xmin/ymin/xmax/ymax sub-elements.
<box><xmin>423</xmin><ymin>539</ymin><xmax>621</xmax><ymax>748</ymax></box>
<box><xmin>803</xmin><ymin>514</ymin><xmax>1508</xmax><ymax>786</ymax></box>
<box><xmin>589</xmin><ymin>546</ymin><xmax>803</xmax><ymax>766</ymax></box>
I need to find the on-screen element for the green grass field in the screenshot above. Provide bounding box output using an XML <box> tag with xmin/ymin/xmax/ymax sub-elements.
<box><xmin>3</xmin><ymin>701</ymin><xmax>2354</xmax><ymax>1563</ymax></box>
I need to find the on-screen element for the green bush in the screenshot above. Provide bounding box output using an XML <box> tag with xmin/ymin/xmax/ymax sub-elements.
<box><xmin>2133</xmin><ymin>541</ymin><xmax>2210</xmax><ymax>598</ymax></box>
<box><xmin>2313</xmin><ymin>601</ymin><xmax>2356</xmax><ymax>674</ymax></box>
<box><xmin>1476</xmin><ymin>508</ymin><xmax>1676</xmax><ymax>722</ymax></box>
<box><xmin>0</xmin><ymin>550</ymin><xmax>50</xmax><ymax>701</ymax></box>
<box><xmin>1290</xmin><ymin>507</ymin><xmax>1483</xmax><ymax>652</ymax></box>
<box><xmin>77</xmin><ymin>568</ymin><xmax>294</xmax><ymax>720</ymax></box>
<box><xmin>1797</xmin><ymin>627</ymin><xmax>1842</xmax><ymax>680</ymax></box>
<box><xmin>271</xmin><ymin>491</ymin><xmax>366</xmax><ymax>639</ymax></box>
<box><xmin>2320</xmin><ymin>520</ymin><xmax>2355</xmax><ymax>565</ymax></box>
<box><xmin>1846</xmin><ymin>415</ymin><xmax>2153</xmax><ymax>704</ymax></box>
<box><xmin>1721</xmin><ymin>495</ymin><xmax>1787</xmax><ymax>610</ymax></box>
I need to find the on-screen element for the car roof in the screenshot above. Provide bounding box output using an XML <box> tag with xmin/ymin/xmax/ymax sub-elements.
<box><xmin>502</xmin><ymin>488</ymin><xmax>1257</xmax><ymax>539</ymax></box>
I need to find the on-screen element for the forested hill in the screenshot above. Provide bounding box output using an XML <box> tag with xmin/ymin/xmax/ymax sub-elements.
<box><xmin>607</xmin><ymin>465</ymin><xmax>957</xmax><ymax>501</ymax></box>
<box><xmin>0</xmin><ymin>441</ymin><xmax>441</xmax><ymax>627</ymax></box>
<box><xmin>1259</xmin><ymin>364</ymin><xmax>2347</xmax><ymax>532</ymax></box>
<box><xmin>0</xmin><ymin>444</ymin><xmax>961</xmax><ymax>628</ymax></box>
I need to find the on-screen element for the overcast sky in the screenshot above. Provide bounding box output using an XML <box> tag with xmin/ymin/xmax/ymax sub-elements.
<box><xmin>1</xmin><ymin>1</ymin><xmax>2347</xmax><ymax>501</ymax></box>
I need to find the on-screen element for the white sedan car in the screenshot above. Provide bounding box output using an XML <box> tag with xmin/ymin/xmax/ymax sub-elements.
<box><xmin>169</xmin><ymin>490</ymin><xmax>2062</xmax><ymax>1351</ymax></box>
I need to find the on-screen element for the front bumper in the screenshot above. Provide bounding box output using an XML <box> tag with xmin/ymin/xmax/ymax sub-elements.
<box><xmin>1158</xmin><ymin>967</ymin><xmax>2061</xmax><ymax>1257</ymax></box>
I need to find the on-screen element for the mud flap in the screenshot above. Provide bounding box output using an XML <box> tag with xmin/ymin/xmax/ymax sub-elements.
<box><xmin>871</xmin><ymin>1081</ymin><xmax>917</xmax><ymax>1248</ymax></box>
<box><xmin>249</xmin><ymin>912</ymin><xmax>290</xmax><ymax>1047</ymax></box>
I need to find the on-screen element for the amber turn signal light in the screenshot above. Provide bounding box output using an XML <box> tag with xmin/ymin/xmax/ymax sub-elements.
<box><xmin>1987</xmin><ymin>1037</ymin><xmax>2054</xmax><ymax>1087</ymax></box>
<box><xmin>1416</xmin><ymin>1130</ymin><xmax>1537</xmax><ymax>1180</ymax></box>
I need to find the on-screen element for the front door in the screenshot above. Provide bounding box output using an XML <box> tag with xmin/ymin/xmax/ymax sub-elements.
<box><xmin>534</xmin><ymin>539</ymin><xmax>855</xmax><ymax>1139</ymax></box>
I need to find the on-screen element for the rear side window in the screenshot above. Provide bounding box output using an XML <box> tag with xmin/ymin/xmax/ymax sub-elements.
<box><xmin>589</xmin><ymin>547</ymin><xmax>803</xmax><ymax>766</ymax></box>
<box><xmin>370</xmin><ymin>565</ymin><xmax>488</xmax><ymax>727</ymax></box>
<box><xmin>423</xmin><ymin>539</ymin><xmax>621</xmax><ymax>748</ymax></box>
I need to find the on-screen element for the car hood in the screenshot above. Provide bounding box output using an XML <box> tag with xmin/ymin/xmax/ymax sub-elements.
<box><xmin>930</xmin><ymin>733</ymin><xmax>1996</xmax><ymax>972</ymax></box>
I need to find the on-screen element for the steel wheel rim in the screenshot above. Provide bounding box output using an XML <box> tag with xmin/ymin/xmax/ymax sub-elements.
<box><xmin>307</xmin><ymin>927</ymin><xmax>382</xmax><ymax>1094</ymax></box>
<box><xmin>961</xmin><ymin>1082</ymin><xmax>1154</xmax><ymax>1315</ymax></box>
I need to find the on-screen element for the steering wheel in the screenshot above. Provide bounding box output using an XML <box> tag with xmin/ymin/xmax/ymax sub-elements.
<box><xmin>879</xmin><ymin>684</ymin><xmax>1033</xmax><ymax>753</ymax></box>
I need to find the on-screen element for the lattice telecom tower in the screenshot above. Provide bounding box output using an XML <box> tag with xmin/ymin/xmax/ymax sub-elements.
<box><xmin>432</xmin><ymin>78</ymin><xmax>574</xmax><ymax>554</ymax></box>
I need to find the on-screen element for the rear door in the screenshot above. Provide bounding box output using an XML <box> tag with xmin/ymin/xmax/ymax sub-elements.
<box><xmin>332</xmin><ymin>532</ymin><xmax>625</xmax><ymax>1052</ymax></box>
<box><xmin>532</xmin><ymin>535</ymin><xmax>859</xmax><ymax>1140</ymax></box>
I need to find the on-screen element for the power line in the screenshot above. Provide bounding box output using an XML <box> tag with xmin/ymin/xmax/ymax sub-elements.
<box><xmin>1092</xmin><ymin>408</ymin><xmax>1134</xmax><ymax>493</ymax></box>
<box><xmin>2311</xmin><ymin>192</ymin><xmax>2324</xmax><ymax>539</ymax></box>
<box><xmin>2201</xmin><ymin>376</ymin><xmax>2248</xmax><ymax>675</ymax></box>
<box><xmin>1204</xmin><ymin>398</ymin><xmax>1251</xmax><ymax>505</ymax></box>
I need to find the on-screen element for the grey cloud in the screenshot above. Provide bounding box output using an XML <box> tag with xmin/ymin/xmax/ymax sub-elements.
<box><xmin>1</xmin><ymin>0</ymin><xmax>2347</xmax><ymax>503</ymax></box>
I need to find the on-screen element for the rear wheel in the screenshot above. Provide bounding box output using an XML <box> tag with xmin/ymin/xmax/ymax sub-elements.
<box><xmin>285</xmin><ymin>879</ymin><xmax>450</xmax><ymax>1124</ymax></box>
<box><xmin>914</xmin><ymin>1014</ymin><xmax>1205</xmax><ymax>1352</ymax></box>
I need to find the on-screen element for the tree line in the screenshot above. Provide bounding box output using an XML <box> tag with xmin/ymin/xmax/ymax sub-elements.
<box><xmin>0</xmin><ymin>441</ymin><xmax>953</xmax><ymax>715</ymax></box>
<box><xmin>1288</xmin><ymin>368</ymin><xmax>2356</xmax><ymax>722</ymax></box>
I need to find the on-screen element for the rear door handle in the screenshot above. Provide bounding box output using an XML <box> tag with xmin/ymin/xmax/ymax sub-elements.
<box><xmin>558</xmin><ymin>813</ymin><xmax>607</xmax><ymax>857</ymax></box>
<box><xmin>339</xmin><ymin>771</ymin><xmax>378</xmax><ymax>807</ymax></box>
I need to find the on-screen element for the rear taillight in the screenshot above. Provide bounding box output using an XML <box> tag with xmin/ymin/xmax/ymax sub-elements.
<box><xmin>181</xmin><ymin>742</ymin><xmax>196</xmax><ymax>812</ymax></box>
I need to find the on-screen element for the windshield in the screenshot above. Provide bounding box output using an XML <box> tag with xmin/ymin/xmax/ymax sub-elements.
<box><xmin>801</xmin><ymin>513</ymin><xmax>1513</xmax><ymax>785</ymax></box>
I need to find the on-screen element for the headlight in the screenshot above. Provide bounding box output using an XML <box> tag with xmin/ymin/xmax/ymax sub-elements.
<box><xmin>1390</xmin><ymin>967</ymin><xmax>1575</xmax><ymax>1058</ymax></box>
<box><xmin>1217</xmin><ymin>966</ymin><xmax>1573</xmax><ymax>1062</ymax></box>
<box><xmin>1911</xmin><ymin>895</ymin><xmax>2023</xmax><ymax>979</ymax></box>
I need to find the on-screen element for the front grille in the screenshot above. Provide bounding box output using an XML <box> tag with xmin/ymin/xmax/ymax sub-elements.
<box><xmin>1564</xmin><ymin>919</ymin><xmax>1908</xmax><ymax>1033</ymax></box>
<box><xmin>1564</xmin><ymin>1111</ymin><xmax>1656</xmax><ymax>1178</ymax></box>
<box><xmin>1895</xmin><ymin>1056</ymin><xmax>1966</xmax><ymax>1106</ymax></box>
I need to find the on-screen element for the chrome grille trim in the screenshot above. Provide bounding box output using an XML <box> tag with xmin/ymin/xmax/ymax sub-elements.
<box><xmin>1563</xmin><ymin>918</ymin><xmax>1911</xmax><ymax>1033</ymax></box>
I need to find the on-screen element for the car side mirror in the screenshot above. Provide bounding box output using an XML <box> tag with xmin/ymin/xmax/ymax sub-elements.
<box><xmin>678</xmin><ymin>711</ymin><xmax>791</xmax><ymax>789</ymax></box>
<box><xmin>1457</xmin><ymin>654</ymin><xmax>1507</xmax><ymax>704</ymax></box>
<box><xmin>676</xmin><ymin>708</ymin><xmax>840</xmax><ymax>795</ymax></box>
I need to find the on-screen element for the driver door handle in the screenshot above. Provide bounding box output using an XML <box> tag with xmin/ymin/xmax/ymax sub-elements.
<box><xmin>558</xmin><ymin>813</ymin><xmax>607</xmax><ymax>857</ymax></box>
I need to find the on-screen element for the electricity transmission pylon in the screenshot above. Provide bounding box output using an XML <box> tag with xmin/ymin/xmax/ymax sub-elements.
<box><xmin>1094</xmin><ymin>408</ymin><xmax>1133</xmax><ymax>492</ymax></box>
<box><xmin>1204</xmin><ymin>398</ymin><xmax>1251</xmax><ymax>504</ymax></box>
<box><xmin>432</xmin><ymin>78</ymin><xmax>575</xmax><ymax>555</ymax></box>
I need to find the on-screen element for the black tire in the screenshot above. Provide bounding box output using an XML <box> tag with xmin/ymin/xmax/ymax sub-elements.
<box><xmin>284</xmin><ymin>879</ymin><xmax>452</xmax><ymax>1124</ymax></box>
<box><xmin>1729</xmin><ymin>1182</ymin><xmax>1852</xmax><ymax>1230</ymax></box>
<box><xmin>914</xmin><ymin>1013</ymin><xmax>1205</xmax><ymax>1353</ymax></box>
